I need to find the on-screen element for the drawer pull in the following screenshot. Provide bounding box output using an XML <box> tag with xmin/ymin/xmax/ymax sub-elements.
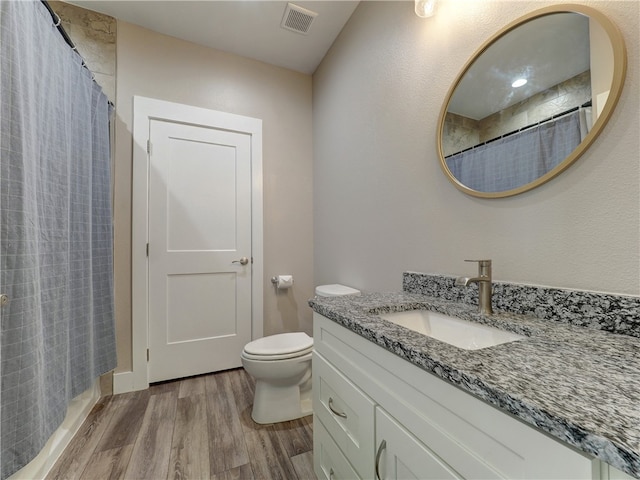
<box><xmin>375</xmin><ymin>439</ymin><xmax>386</xmax><ymax>480</ymax></box>
<box><xmin>328</xmin><ymin>397</ymin><xmax>347</xmax><ymax>419</ymax></box>
<box><xmin>329</xmin><ymin>467</ymin><xmax>335</xmax><ymax>479</ymax></box>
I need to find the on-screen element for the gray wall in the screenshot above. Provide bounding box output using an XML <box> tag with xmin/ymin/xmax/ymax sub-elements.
<box><xmin>313</xmin><ymin>0</ymin><xmax>639</xmax><ymax>296</ymax></box>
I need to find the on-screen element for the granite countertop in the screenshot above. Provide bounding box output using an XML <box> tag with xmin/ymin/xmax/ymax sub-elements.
<box><xmin>309</xmin><ymin>291</ymin><xmax>640</xmax><ymax>478</ymax></box>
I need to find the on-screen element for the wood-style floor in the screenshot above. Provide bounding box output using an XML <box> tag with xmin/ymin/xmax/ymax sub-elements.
<box><xmin>46</xmin><ymin>368</ymin><xmax>316</xmax><ymax>480</ymax></box>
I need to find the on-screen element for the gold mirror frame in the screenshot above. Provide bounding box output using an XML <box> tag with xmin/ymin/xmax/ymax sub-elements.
<box><xmin>437</xmin><ymin>4</ymin><xmax>627</xmax><ymax>199</ymax></box>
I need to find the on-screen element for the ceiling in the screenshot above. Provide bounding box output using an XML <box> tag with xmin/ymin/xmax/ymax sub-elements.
<box><xmin>69</xmin><ymin>1</ymin><xmax>360</xmax><ymax>74</ymax></box>
<box><xmin>69</xmin><ymin>2</ymin><xmax>592</xmax><ymax>116</ymax></box>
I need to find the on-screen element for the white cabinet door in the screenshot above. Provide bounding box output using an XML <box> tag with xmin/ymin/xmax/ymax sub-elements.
<box><xmin>376</xmin><ymin>407</ymin><xmax>462</xmax><ymax>480</ymax></box>
<box><xmin>602</xmin><ymin>464</ymin><xmax>637</xmax><ymax>480</ymax></box>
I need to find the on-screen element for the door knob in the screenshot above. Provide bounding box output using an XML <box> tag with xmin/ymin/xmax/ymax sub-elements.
<box><xmin>232</xmin><ymin>257</ymin><xmax>249</xmax><ymax>266</ymax></box>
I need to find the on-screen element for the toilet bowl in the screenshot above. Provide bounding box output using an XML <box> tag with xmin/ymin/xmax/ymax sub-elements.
<box><xmin>241</xmin><ymin>284</ymin><xmax>360</xmax><ymax>424</ymax></box>
<box><xmin>241</xmin><ymin>332</ymin><xmax>313</xmax><ymax>424</ymax></box>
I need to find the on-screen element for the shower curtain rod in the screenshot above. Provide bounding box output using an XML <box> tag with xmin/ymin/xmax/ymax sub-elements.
<box><xmin>446</xmin><ymin>100</ymin><xmax>592</xmax><ymax>158</ymax></box>
<box><xmin>41</xmin><ymin>1</ymin><xmax>76</xmax><ymax>52</ymax></box>
<box><xmin>40</xmin><ymin>0</ymin><xmax>114</xmax><ymax>107</ymax></box>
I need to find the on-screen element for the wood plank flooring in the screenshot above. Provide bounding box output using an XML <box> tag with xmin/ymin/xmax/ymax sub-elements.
<box><xmin>46</xmin><ymin>368</ymin><xmax>316</xmax><ymax>480</ymax></box>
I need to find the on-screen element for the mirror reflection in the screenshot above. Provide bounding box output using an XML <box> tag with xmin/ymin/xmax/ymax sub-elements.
<box><xmin>438</xmin><ymin>7</ymin><xmax>625</xmax><ymax>197</ymax></box>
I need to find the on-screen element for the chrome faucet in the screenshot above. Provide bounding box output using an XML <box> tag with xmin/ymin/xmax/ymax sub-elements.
<box><xmin>455</xmin><ymin>259</ymin><xmax>493</xmax><ymax>315</ymax></box>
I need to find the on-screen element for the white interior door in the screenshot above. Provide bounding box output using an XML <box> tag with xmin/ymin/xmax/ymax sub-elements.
<box><xmin>147</xmin><ymin>119</ymin><xmax>252</xmax><ymax>383</ymax></box>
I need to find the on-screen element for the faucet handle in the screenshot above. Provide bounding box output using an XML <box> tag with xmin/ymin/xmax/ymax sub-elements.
<box><xmin>464</xmin><ymin>259</ymin><xmax>492</xmax><ymax>278</ymax></box>
<box><xmin>464</xmin><ymin>259</ymin><xmax>491</xmax><ymax>266</ymax></box>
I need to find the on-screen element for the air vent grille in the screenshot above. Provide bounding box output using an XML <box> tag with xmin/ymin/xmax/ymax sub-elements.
<box><xmin>281</xmin><ymin>3</ymin><xmax>318</xmax><ymax>35</ymax></box>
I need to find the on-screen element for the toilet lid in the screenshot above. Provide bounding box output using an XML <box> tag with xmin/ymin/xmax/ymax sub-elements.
<box><xmin>242</xmin><ymin>346</ymin><xmax>313</xmax><ymax>361</ymax></box>
<box><xmin>315</xmin><ymin>284</ymin><xmax>360</xmax><ymax>297</ymax></box>
<box><xmin>244</xmin><ymin>332</ymin><xmax>313</xmax><ymax>356</ymax></box>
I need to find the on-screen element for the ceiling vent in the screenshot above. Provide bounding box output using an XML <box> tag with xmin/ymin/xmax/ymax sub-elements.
<box><xmin>280</xmin><ymin>3</ymin><xmax>318</xmax><ymax>35</ymax></box>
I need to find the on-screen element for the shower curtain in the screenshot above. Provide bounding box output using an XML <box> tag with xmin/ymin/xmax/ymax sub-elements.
<box><xmin>446</xmin><ymin>111</ymin><xmax>583</xmax><ymax>193</ymax></box>
<box><xmin>0</xmin><ymin>2</ymin><xmax>117</xmax><ymax>478</ymax></box>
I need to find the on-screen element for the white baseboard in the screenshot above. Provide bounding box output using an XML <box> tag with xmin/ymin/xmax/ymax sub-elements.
<box><xmin>8</xmin><ymin>380</ymin><xmax>101</xmax><ymax>480</ymax></box>
<box><xmin>113</xmin><ymin>369</ymin><xmax>148</xmax><ymax>394</ymax></box>
<box><xmin>113</xmin><ymin>370</ymin><xmax>134</xmax><ymax>394</ymax></box>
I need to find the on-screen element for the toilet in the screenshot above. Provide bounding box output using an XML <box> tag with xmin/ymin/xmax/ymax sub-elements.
<box><xmin>241</xmin><ymin>283</ymin><xmax>360</xmax><ymax>424</ymax></box>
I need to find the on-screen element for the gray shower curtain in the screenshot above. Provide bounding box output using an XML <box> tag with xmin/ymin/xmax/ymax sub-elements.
<box><xmin>446</xmin><ymin>111</ymin><xmax>583</xmax><ymax>193</ymax></box>
<box><xmin>0</xmin><ymin>2</ymin><xmax>117</xmax><ymax>477</ymax></box>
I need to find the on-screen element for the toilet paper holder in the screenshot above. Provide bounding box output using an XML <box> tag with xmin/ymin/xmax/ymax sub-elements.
<box><xmin>271</xmin><ymin>275</ymin><xmax>294</xmax><ymax>289</ymax></box>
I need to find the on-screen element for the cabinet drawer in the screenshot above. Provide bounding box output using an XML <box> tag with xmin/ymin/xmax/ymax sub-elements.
<box><xmin>313</xmin><ymin>352</ymin><xmax>375</xmax><ymax>479</ymax></box>
<box><xmin>314</xmin><ymin>417</ymin><xmax>361</xmax><ymax>480</ymax></box>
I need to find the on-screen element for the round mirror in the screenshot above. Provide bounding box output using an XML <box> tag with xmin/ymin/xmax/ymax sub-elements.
<box><xmin>437</xmin><ymin>5</ymin><xmax>627</xmax><ymax>198</ymax></box>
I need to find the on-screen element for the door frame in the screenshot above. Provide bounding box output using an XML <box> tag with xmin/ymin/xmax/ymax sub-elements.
<box><xmin>117</xmin><ymin>96</ymin><xmax>263</xmax><ymax>394</ymax></box>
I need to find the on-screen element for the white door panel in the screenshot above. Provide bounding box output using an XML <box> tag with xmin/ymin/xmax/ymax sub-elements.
<box><xmin>165</xmin><ymin>272</ymin><xmax>237</xmax><ymax>343</ymax></box>
<box><xmin>148</xmin><ymin>119</ymin><xmax>252</xmax><ymax>382</ymax></box>
<box><xmin>165</xmin><ymin>138</ymin><xmax>238</xmax><ymax>251</ymax></box>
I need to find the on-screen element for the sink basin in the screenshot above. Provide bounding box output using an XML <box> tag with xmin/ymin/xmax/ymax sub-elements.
<box><xmin>379</xmin><ymin>310</ymin><xmax>524</xmax><ymax>350</ymax></box>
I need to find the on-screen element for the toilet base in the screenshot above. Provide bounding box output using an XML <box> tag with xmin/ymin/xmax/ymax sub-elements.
<box><xmin>251</xmin><ymin>378</ymin><xmax>312</xmax><ymax>424</ymax></box>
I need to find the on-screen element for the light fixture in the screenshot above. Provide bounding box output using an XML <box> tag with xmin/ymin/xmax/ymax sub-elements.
<box><xmin>512</xmin><ymin>78</ymin><xmax>527</xmax><ymax>88</ymax></box>
<box><xmin>415</xmin><ymin>0</ymin><xmax>437</xmax><ymax>18</ymax></box>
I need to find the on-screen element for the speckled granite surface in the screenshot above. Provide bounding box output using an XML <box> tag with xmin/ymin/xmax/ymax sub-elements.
<box><xmin>404</xmin><ymin>272</ymin><xmax>640</xmax><ymax>338</ymax></box>
<box><xmin>309</xmin><ymin>290</ymin><xmax>640</xmax><ymax>477</ymax></box>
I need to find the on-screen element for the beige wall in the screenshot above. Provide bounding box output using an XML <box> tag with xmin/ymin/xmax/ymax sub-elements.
<box><xmin>114</xmin><ymin>22</ymin><xmax>314</xmax><ymax>373</ymax></box>
<box><xmin>313</xmin><ymin>1</ymin><xmax>639</xmax><ymax>296</ymax></box>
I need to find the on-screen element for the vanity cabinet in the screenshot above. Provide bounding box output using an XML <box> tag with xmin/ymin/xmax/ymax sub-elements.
<box><xmin>312</xmin><ymin>313</ymin><xmax>598</xmax><ymax>479</ymax></box>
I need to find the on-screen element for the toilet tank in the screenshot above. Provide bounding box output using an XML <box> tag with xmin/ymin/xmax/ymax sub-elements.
<box><xmin>315</xmin><ymin>284</ymin><xmax>360</xmax><ymax>297</ymax></box>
